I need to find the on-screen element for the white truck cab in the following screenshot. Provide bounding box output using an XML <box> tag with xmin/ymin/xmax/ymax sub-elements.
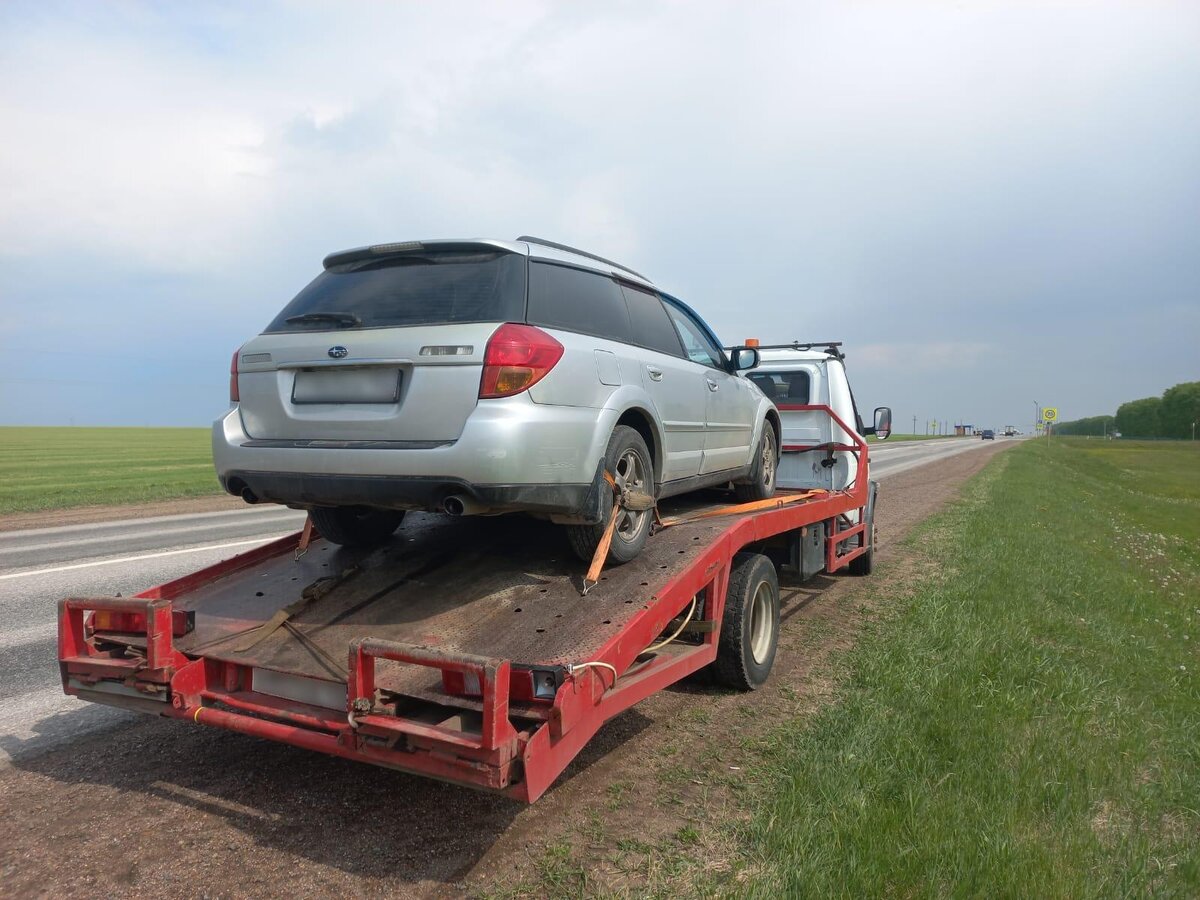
<box><xmin>736</xmin><ymin>342</ymin><xmax>891</xmax><ymax>492</ymax></box>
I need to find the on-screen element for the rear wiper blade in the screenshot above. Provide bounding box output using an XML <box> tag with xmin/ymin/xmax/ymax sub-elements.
<box><xmin>284</xmin><ymin>312</ymin><xmax>362</xmax><ymax>327</ymax></box>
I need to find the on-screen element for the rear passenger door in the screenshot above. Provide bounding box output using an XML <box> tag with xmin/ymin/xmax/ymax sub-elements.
<box><xmin>662</xmin><ymin>301</ymin><xmax>758</xmax><ymax>475</ymax></box>
<box><xmin>524</xmin><ymin>262</ymin><xmax>707</xmax><ymax>483</ymax></box>
<box><xmin>619</xmin><ymin>282</ymin><xmax>706</xmax><ymax>481</ymax></box>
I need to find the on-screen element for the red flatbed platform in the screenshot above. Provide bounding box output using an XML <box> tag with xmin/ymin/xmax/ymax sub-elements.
<box><xmin>59</xmin><ymin>407</ymin><xmax>873</xmax><ymax>801</ymax></box>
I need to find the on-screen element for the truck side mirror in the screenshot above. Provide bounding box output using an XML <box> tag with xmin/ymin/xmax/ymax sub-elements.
<box><xmin>730</xmin><ymin>347</ymin><xmax>760</xmax><ymax>372</ymax></box>
<box><xmin>873</xmin><ymin>407</ymin><xmax>892</xmax><ymax>440</ymax></box>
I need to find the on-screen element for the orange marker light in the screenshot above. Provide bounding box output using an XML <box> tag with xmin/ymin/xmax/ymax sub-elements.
<box><xmin>745</xmin><ymin>338</ymin><xmax>760</xmax><ymax>347</ymax></box>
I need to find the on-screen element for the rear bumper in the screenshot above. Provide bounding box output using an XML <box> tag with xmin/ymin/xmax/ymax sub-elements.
<box><xmin>224</xmin><ymin>468</ymin><xmax>605</xmax><ymax>521</ymax></box>
<box><xmin>213</xmin><ymin>396</ymin><xmax>618</xmax><ymax>519</ymax></box>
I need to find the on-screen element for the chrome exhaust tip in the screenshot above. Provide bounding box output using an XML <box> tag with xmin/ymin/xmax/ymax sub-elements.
<box><xmin>442</xmin><ymin>494</ymin><xmax>491</xmax><ymax>516</ymax></box>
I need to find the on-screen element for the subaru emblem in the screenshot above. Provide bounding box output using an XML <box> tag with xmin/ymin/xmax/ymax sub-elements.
<box><xmin>328</xmin><ymin>346</ymin><xmax>348</xmax><ymax>359</ymax></box>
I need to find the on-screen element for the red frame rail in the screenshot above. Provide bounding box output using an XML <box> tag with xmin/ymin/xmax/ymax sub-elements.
<box><xmin>58</xmin><ymin>405</ymin><xmax>873</xmax><ymax>802</ymax></box>
<box><xmin>774</xmin><ymin>402</ymin><xmax>871</xmax><ymax>570</ymax></box>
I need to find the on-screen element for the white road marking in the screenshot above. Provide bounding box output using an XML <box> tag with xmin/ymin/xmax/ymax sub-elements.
<box><xmin>0</xmin><ymin>534</ymin><xmax>292</xmax><ymax>582</ymax></box>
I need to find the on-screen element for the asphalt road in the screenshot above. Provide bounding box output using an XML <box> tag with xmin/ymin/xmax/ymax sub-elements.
<box><xmin>0</xmin><ymin>436</ymin><xmax>1009</xmax><ymax>765</ymax></box>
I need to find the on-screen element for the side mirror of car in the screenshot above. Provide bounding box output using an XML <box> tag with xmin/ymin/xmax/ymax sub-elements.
<box><xmin>872</xmin><ymin>406</ymin><xmax>892</xmax><ymax>440</ymax></box>
<box><xmin>730</xmin><ymin>347</ymin><xmax>760</xmax><ymax>372</ymax></box>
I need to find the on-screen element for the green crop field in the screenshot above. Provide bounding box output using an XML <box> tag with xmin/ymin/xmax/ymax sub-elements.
<box><xmin>0</xmin><ymin>427</ymin><xmax>223</xmax><ymax>514</ymax></box>
<box><xmin>723</xmin><ymin>437</ymin><xmax>1199</xmax><ymax>895</ymax></box>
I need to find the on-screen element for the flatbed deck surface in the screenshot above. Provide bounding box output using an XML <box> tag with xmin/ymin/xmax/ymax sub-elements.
<box><xmin>173</xmin><ymin>499</ymin><xmax>739</xmax><ymax>689</ymax></box>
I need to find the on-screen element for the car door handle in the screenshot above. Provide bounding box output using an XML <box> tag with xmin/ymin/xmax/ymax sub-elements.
<box><xmin>706</xmin><ymin>378</ymin><xmax>719</xmax><ymax>391</ymax></box>
<box><xmin>646</xmin><ymin>366</ymin><xmax>663</xmax><ymax>382</ymax></box>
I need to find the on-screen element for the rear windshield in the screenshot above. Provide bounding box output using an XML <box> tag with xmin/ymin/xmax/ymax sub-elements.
<box><xmin>265</xmin><ymin>250</ymin><xmax>526</xmax><ymax>332</ymax></box>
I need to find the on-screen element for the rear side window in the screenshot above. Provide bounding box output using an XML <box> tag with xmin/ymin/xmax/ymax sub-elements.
<box><xmin>620</xmin><ymin>284</ymin><xmax>684</xmax><ymax>357</ymax></box>
<box><xmin>265</xmin><ymin>250</ymin><xmax>526</xmax><ymax>332</ymax></box>
<box><xmin>527</xmin><ymin>262</ymin><xmax>632</xmax><ymax>343</ymax></box>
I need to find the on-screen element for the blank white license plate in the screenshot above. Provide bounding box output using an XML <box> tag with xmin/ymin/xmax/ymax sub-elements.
<box><xmin>292</xmin><ymin>367</ymin><xmax>401</xmax><ymax>404</ymax></box>
<box><xmin>253</xmin><ymin>668</ymin><xmax>347</xmax><ymax>710</ymax></box>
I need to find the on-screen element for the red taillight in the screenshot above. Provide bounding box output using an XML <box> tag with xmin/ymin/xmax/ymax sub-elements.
<box><xmin>442</xmin><ymin>666</ymin><xmax>560</xmax><ymax>703</ymax></box>
<box><xmin>479</xmin><ymin>323</ymin><xmax>564</xmax><ymax>399</ymax></box>
<box><xmin>229</xmin><ymin>348</ymin><xmax>240</xmax><ymax>402</ymax></box>
<box><xmin>89</xmin><ymin>609</ymin><xmax>194</xmax><ymax>637</ymax></box>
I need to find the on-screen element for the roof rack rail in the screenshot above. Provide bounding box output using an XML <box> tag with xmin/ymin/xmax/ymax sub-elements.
<box><xmin>516</xmin><ymin>235</ymin><xmax>651</xmax><ymax>283</ymax></box>
<box><xmin>725</xmin><ymin>341</ymin><xmax>845</xmax><ymax>359</ymax></box>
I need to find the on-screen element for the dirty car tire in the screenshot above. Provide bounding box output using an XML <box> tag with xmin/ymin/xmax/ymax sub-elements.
<box><xmin>713</xmin><ymin>552</ymin><xmax>780</xmax><ymax>690</ymax></box>
<box><xmin>734</xmin><ymin>422</ymin><xmax>778</xmax><ymax>503</ymax></box>
<box><xmin>310</xmin><ymin>506</ymin><xmax>405</xmax><ymax>547</ymax></box>
<box><xmin>566</xmin><ymin>425</ymin><xmax>654</xmax><ymax>566</ymax></box>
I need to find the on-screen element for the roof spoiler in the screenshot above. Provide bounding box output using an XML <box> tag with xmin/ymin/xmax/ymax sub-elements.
<box><xmin>322</xmin><ymin>240</ymin><xmax>517</xmax><ymax>270</ymax></box>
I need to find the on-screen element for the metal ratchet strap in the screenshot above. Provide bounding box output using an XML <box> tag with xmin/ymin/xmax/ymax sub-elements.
<box><xmin>582</xmin><ymin>470</ymin><xmax>656</xmax><ymax>596</ymax></box>
<box><xmin>655</xmin><ymin>490</ymin><xmax>826</xmax><ymax>529</ymax></box>
<box><xmin>228</xmin><ymin>567</ymin><xmax>358</xmax><ymax>652</ymax></box>
<box><xmin>295</xmin><ymin>513</ymin><xmax>314</xmax><ymax>560</ymax></box>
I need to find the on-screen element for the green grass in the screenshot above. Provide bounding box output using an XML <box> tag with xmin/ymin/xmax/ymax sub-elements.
<box><xmin>0</xmin><ymin>427</ymin><xmax>222</xmax><ymax>514</ymax></box>
<box><xmin>729</xmin><ymin>437</ymin><xmax>1200</xmax><ymax>896</ymax></box>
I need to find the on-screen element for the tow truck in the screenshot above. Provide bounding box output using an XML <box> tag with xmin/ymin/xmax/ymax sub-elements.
<box><xmin>57</xmin><ymin>342</ymin><xmax>890</xmax><ymax>802</ymax></box>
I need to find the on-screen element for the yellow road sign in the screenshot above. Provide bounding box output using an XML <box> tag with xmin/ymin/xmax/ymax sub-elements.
<box><xmin>1043</xmin><ymin>407</ymin><xmax>1058</xmax><ymax>421</ymax></box>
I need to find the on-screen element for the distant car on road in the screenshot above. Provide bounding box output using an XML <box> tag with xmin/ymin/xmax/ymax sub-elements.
<box><xmin>214</xmin><ymin>237</ymin><xmax>780</xmax><ymax>564</ymax></box>
<box><xmin>981</xmin><ymin>429</ymin><xmax>995</xmax><ymax>440</ymax></box>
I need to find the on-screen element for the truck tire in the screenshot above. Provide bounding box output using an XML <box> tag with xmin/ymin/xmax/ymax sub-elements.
<box><xmin>566</xmin><ymin>425</ymin><xmax>654</xmax><ymax>566</ymax></box>
<box><xmin>310</xmin><ymin>507</ymin><xmax>405</xmax><ymax>547</ymax></box>
<box><xmin>847</xmin><ymin>481</ymin><xmax>877</xmax><ymax>576</ymax></box>
<box><xmin>713</xmin><ymin>553</ymin><xmax>780</xmax><ymax>690</ymax></box>
<box><xmin>733</xmin><ymin>422</ymin><xmax>778</xmax><ymax>503</ymax></box>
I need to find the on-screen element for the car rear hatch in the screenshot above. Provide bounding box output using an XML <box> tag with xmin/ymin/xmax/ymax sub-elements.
<box><xmin>236</xmin><ymin>243</ymin><xmax>527</xmax><ymax>443</ymax></box>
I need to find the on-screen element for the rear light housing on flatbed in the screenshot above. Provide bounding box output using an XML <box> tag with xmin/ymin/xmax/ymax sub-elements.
<box><xmin>443</xmin><ymin>664</ymin><xmax>563</xmax><ymax>702</ymax></box>
<box><xmin>479</xmin><ymin>323</ymin><xmax>563</xmax><ymax>399</ymax></box>
<box><xmin>89</xmin><ymin>608</ymin><xmax>194</xmax><ymax>639</ymax></box>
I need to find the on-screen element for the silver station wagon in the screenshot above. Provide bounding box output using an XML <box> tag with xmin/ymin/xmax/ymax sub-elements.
<box><xmin>214</xmin><ymin>237</ymin><xmax>780</xmax><ymax>564</ymax></box>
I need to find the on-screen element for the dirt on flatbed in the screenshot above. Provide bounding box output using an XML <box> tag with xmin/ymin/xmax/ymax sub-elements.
<box><xmin>0</xmin><ymin>444</ymin><xmax>1009</xmax><ymax>898</ymax></box>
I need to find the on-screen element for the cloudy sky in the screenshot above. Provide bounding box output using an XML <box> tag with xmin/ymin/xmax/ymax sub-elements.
<box><xmin>1</xmin><ymin>0</ymin><xmax>1197</xmax><ymax>431</ymax></box>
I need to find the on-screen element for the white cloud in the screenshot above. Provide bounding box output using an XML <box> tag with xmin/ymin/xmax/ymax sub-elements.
<box><xmin>1</xmin><ymin>0</ymin><xmax>1197</xmax><ymax>425</ymax></box>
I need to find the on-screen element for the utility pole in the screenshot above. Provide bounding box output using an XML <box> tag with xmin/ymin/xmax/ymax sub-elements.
<box><xmin>912</xmin><ymin>415</ymin><xmax>917</xmax><ymax>435</ymax></box>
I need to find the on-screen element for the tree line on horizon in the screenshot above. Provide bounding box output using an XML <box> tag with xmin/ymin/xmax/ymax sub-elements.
<box><xmin>1054</xmin><ymin>380</ymin><xmax>1200</xmax><ymax>438</ymax></box>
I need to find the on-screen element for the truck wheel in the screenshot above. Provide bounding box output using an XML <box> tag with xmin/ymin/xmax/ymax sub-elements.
<box><xmin>733</xmin><ymin>422</ymin><xmax>778</xmax><ymax>503</ymax></box>
<box><xmin>847</xmin><ymin>481</ymin><xmax>877</xmax><ymax>576</ymax></box>
<box><xmin>566</xmin><ymin>425</ymin><xmax>654</xmax><ymax>565</ymax></box>
<box><xmin>310</xmin><ymin>507</ymin><xmax>405</xmax><ymax>547</ymax></box>
<box><xmin>713</xmin><ymin>553</ymin><xmax>780</xmax><ymax>690</ymax></box>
